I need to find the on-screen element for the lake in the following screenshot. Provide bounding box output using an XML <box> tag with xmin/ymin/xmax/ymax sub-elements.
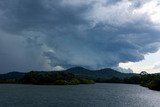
<box><xmin>0</xmin><ymin>83</ymin><xmax>160</xmax><ymax>107</ymax></box>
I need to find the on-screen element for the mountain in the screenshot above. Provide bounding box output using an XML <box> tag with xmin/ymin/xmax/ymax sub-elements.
<box><xmin>0</xmin><ymin>72</ymin><xmax>25</xmax><ymax>80</ymax></box>
<box><xmin>0</xmin><ymin>67</ymin><xmax>135</xmax><ymax>80</ymax></box>
<box><xmin>64</xmin><ymin>67</ymin><xmax>134</xmax><ymax>79</ymax></box>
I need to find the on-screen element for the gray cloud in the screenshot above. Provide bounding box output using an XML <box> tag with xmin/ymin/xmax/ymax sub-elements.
<box><xmin>0</xmin><ymin>0</ymin><xmax>160</xmax><ymax>73</ymax></box>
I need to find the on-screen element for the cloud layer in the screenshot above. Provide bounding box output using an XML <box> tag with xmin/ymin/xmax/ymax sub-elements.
<box><xmin>0</xmin><ymin>0</ymin><xmax>160</xmax><ymax>73</ymax></box>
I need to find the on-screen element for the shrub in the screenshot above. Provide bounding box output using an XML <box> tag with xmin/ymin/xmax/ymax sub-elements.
<box><xmin>54</xmin><ymin>80</ymin><xmax>69</xmax><ymax>85</ymax></box>
<box><xmin>69</xmin><ymin>78</ymin><xmax>80</xmax><ymax>85</ymax></box>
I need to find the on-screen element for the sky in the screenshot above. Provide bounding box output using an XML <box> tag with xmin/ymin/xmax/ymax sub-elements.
<box><xmin>0</xmin><ymin>0</ymin><xmax>160</xmax><ymax>73</ymax></box>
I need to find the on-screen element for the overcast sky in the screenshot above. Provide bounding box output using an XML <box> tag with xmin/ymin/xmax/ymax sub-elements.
<box><xmin>0</xmin><ymin>0</ymin><xmax>160</xmax><ymax>73</ymax></box>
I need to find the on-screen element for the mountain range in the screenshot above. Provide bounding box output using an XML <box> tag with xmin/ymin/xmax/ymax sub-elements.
<box><xmin>0</xmin><ymin>67</ymin><xmax>135</xmax><ymax>80</ymax></box>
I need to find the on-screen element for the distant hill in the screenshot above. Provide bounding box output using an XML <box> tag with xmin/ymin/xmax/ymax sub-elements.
<box><xmin>0</xmin><ymin>67</ymin><xmax>135</xmax><ymax>80</ymax></box>
<box><xmin>64</xmin><ymin>67</ymin><xmax>134</xmax><ymax>79</ymax></box>
<box><xmin>0</xmin><ymin>72</ymin><xmax>25</xmax><ymax>80</ymax></box>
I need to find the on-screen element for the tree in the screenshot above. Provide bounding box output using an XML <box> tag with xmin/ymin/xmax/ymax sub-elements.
<box><xmin>140</xmin><ymin>71</ymin><xmax>148</xmax><ymax>76</ymax></box>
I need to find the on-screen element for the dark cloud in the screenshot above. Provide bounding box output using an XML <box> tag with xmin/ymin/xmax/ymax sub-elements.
<box><xmin>0</xmin><ymin>0</ymin><xmax>160</xmax><ymax>73</ymax></box>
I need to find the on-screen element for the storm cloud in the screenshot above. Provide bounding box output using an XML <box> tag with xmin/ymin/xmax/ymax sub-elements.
<box><xmin>0</xmin><ymin>0</ymin><xmax>160</xmax><ymax>73</ymax></box>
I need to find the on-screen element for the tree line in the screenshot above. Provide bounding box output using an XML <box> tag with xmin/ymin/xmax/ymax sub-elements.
<box><xmin>95</xmin><ymin>71</ymin><xmax>160</xmax><ymax>91</ymax></box>
<box><xmin>0</xmin><ymin>71</ymin><xmax>159</xmax><ymax>91</ymax></box>
<box><xmin>0</xmin><ymin>71</ymin><xmax>95</xmax><ymax>85</ymax></box>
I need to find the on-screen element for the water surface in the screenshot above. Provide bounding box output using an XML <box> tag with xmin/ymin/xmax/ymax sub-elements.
<box><xmin>0</xmin><ymin>83</ymin><xmax>159</xmax><ymax>107</ymax></box>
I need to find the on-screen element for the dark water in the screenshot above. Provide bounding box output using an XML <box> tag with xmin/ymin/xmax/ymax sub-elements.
<box><xmin>0</xmin><ymin>83</ymin><xmax>160</xmax><ymax>107</ymax></box>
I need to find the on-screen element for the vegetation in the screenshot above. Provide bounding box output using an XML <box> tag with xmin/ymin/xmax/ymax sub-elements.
<box><xmin>0</xmin><ymin>67</ymin><xmax>159</xmax><ymax>91</ymax></box>
<box><xmin>95</xmin><ymin>72</ymin><xmax>160</xmax><ymax>91</ymax></box>
<box><xmin>19</xmin><ymin>71</ymin><xmax>94</xmax><ymax>85</ymax></box>
<box><xmin>79</xmin><ymin>78</ymin><xmax>95</xmax><ymax>84</ymax></box>
<box><xmin>147</xmin><ymin>78</ymin><xmax>160</xmax><ymax>90</ymax></box>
